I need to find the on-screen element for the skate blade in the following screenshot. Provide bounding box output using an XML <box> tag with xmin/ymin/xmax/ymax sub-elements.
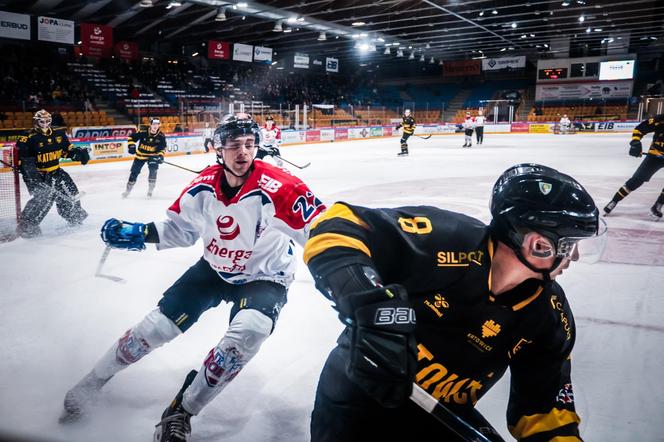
<box><xmin>95</xmin><ymin>273</ymin><xmax>126</xmax><ymax>283</ymax></box>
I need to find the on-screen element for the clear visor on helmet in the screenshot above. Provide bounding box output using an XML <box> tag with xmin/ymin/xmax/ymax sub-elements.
<box><xmin>555</xmin><ymin>217</ymin><xmax>607</xmax><ymax>263</ymax></box>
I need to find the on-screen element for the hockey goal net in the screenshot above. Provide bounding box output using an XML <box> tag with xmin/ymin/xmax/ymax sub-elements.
<box><xmin>0</xmin><ymin>144</ymin><xmax>20</xmax><ymax>242</ymax></box>
<box><xmin>553</xmin><ymin>123</ymin><xmax>577</xmax><ymax>135</ymax></box>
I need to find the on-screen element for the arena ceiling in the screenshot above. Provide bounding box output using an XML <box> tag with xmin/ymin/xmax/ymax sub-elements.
<box><xmin>3</xmin><ymin>0</ymin><xmax>664</xmax><ymax>63</ymax></box>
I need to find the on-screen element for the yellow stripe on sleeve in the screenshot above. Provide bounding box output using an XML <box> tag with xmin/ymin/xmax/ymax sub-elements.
<box><xmin>310</xmin><ymin>203</ymin><xmax>369</xmax><ymax>231</ymax></box>
<box><xmin>549</xmin><ymin>437</ymin><xmax>582</xmax><ymax>442</ymax></box>
<box><xmin>304</xmin><ymin>232</ymin><xmax>371</xmax><ymax>264</ymax></box>
<box><xmin>509</xmin><ymin>408</ymin><xmax>581</xmax><ymax>439</ymax></box>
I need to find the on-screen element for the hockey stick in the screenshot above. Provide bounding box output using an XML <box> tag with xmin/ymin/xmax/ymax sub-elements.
<box><xmin>414</xmin><ymin>134</ymin><xmax>433</xmax><ymax>140</ymax></box>
<box><xmin>163</xmin><ymin>160</ymin><xmax>206</xmax><ymax>174</ymax></box>
<box><xmin>273</xmin><ymin>155</ymin><xmax>311</xmax><ymax>169</ymax></box>
<box><xmin>410</xmin><ymin>384</ymin><xmax>492</xmax><ymax>442</ymax></box>
<box><xmin>94</xmin><ymin>246</ymin><xmax>126</xmax><ymax>283</ymax></box>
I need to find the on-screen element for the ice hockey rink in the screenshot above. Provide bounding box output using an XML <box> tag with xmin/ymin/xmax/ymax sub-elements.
<box><xmin>0</xmin><ymin>132</ymin><xmax>662</xmax><ymax>442</ymax></box>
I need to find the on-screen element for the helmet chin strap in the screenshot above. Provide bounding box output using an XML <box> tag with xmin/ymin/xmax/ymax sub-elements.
<box><xmin>217</xmin><ymin>156</ymin><xmax>254</xmax><ymax>179</ymax></box>
<box><xmin>513</xmin><ymin>249</ymin><xmax>559</xmax><ymax>282</ymax></box>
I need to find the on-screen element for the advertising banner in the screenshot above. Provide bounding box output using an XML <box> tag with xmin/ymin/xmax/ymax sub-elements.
<box><xmin>37</xmin><ymin>16</ymin><xmax>74</xmax><ymax>45</ymax></box>
<box><xmin>114</xmin><ymin>41</ymin><xmax>138</xmax><ymax>61</ymax></box>
<box><xmin>535</xmin><ymin>80</ymin><xmax>633</xmax><ymax>100</ymax></box>
<box><xmin>436</xmin><ymin>124</ymin><xmax>457</xmax><ymax>134</ymax></box>
<box><xmin>253</xmin><ymin>46</ymin><xmax>272</xmax><ymax>64</ymax></box>
<box><xmin>529</xmin><ymin>123</ymin><xmax>553</xmax><ymax>133</ymax></box>
<box><xmin>349</xmin><ymin>127</ymin><xmax>371</xmax><ymax>139</ymax></box>
<box><xmin>232</xmin><ymin>43</ymin><xmax>253</xmax><ymax>62</ymax></box>
<box><xmin>484</xmin><ymin>124</ymin><xmax>512</xmax><ymax>133</ymax></box>
<box><xmin>482</xmin><ymin>56</ymin><xmax>526</xmax><ymax>71</ymax></box>
<box><xmin>511</xmin><ymin>122</ymin><xmax>530</xmax><ymax>133</ymax></box>
<box><xmin>325</xmin><ymin>57</ymin><xmax>339</xmax><ymax>73</ymax></box>
<box><xmin>443</xmin><ymin>60</ymin><xmax>480</xmax><ymax>77</ymax></box>
<box><xmin>89</xmin><ymin>140</ymin><xmax>125</xmax><ymax>160</ymax></box>
<box><xmin>281</xmin><ymin>130</ymin><xmax>305</xmax><ymax>143</ymax></box>
<box><xmin>294</xmin><ymin>53</ymin><xmax>309</xmax><ymax>69</ymax></box>
<box><xmin>72</xmin><ymin>126</ymin><xmax>136</xmax><ymax>139</ymax></box>
<box><xmin>370</xmin><ymin>127</ymin><xmax>384</xmax><ymax>137</ymax></box>
<box><xmin>610</xmin><ymin>122</ymin><xmax>639</xmax><ymax>131</ymax></box>
<box><xmin>208</xmin><ymin>40</ymin><xmax>230</xmax><ymax>60</ymax></box>
<box><xmin>334</xmin><ymin>128</ymin><xmax>348</xmax><ymax>140</ymax></box>
<box><xmin>0</xmin><ymin>11</ymin><xmax>30</xmax><ymax>40</ymax></box>
<box><xmin>319</xmin><ymin>129</ymin><xmax>334</xmax><ymax>141</ymax></box>
<box><xmin>166</xmin><ymin>135</ymin><xmax>205</xmax><ymax>154</ymax></box>
<box><xmin>80</xmin><ymin>23</ymin><xmax>113</xmax><ymax>58</ymax></box>
<box><xmin>306</xmin><ymin>130</ymin><xmax>321</xmax><ymax>142</ymax></box>
<box><xmin>383</xmin><ymin>126</ymin><xmax>393</xmax><ymax>137</ymax></box>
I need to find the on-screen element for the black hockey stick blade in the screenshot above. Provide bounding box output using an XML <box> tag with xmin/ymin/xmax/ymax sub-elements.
<box><xmin>94</xmin><ymin>246</ymin><xmax>126</xmax><ymax>283</ymax></box>
<box><xmin>163</xmin><ymin>160</ymin><xmax>205</xmax><ymax>174</ymax></box>
<box><xmin>274</xmin><ymin>155</ymin><xmax>310</xmax><ymax>169</ymax></box>
<box><xmin>416</xmin><ymin>134</ymin><xmax>433</xmax><ymax>140</ymax></box>
<box><xmin>410</xmin><ymin>384</ymin><xmax>492</xmax><ymax>442</ymax></box>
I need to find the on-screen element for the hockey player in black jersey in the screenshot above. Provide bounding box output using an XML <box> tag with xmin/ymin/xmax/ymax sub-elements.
<box><xmin>304</xmin><ymin>164</ymin><xmax>606</xmax><ymax>441</ymax></box>
<box><xmin>603</xmin><ymin>114</ymin><xmax>664</xmax><ymax>219</ymax></box>
<box><xmin>395</xmin><ymin>109</ymin><xmax>416</xmax><ymax>156</ymax></box>
<box><xmin>16</xmin><ymin>109</ymin><xmax>89</xmax><ymax>238</ymax></box>
<box><xmin>122</xmin><ymin>117</ymin><xmax>167</xmax><ymax>198</ymax></box>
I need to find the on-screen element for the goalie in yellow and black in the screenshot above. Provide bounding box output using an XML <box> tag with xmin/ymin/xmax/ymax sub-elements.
<box><xmin>395</xmin><ymin>109</ymin><xmax>415</xmax><ymax>156</ymax></box>
<box><xmin>303</xmin><ymin>163</ymin><xmax>607</xmax><ymax>442</ymax></box>
<box><xmin>122</xmin><ymin>117</ymin><xmax>167</xmax><ymax>198</ymax></box>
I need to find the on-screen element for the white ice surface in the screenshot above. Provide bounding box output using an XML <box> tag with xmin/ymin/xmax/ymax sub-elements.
<box><xmin>0</xmin><ymin>133</ymin><xmax>663</xmax><ymax>441</ymax></box>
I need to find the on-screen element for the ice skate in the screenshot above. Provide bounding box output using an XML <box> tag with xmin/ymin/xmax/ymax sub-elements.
<box><xmin>154</xmin><ymin>370</ymin><xmax>198</xmax><ymax>442</ymax></box>
<box><xmin>60</xmin><ymin>371</ymin><xmax>110</xmax><ymax>423</ymax></box>
<box><xmin>650</xmin><ymin>204</ymin><xmax>662</xmax><ymax>221</ymax></box>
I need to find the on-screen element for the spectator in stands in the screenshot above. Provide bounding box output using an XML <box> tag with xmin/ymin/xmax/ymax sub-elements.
<box><xmin>84</xmin><ymin>97</ymin><xmax>94</xmax><ymax>113</ymax></box>
<box><xmin>173</xmin><ymin>123</ymin><xmax>184</xmax><ymax>133</ymax></box>
<box><xmin>51</xmin><ymin>112</ymin><xmax>66</xmax><ymax>128</ymax></box>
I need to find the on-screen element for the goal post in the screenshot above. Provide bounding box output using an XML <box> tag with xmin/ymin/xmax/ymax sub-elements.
<box><xmin>0</xmin><ymin>144</ymin><xmax>20</xmax><ymax>242</ymax></box>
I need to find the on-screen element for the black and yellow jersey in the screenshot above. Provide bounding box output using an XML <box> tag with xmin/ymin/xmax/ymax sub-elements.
<box><xmin>632</xmin><ymin>114</ymin><xmax>664</xmax><ymax>157</ymax></box>
<box><xmin>305</xmin><ymin>202</ymin><xmax>582</xmax><ymax>441</ymax></box>
<box><xmin>398</xmin><ymin>116</ymin><xmax>416</xmax><ymax>134</ymax></box>
<box><xmin>128</xmin><ymin>130</ymin><xmax>167</xmax><ymax>161</ymax></box>
<box><xmin>16</xmin><ymin>127</ymin><xmax>75</xmax><ymax>173</ymax></box>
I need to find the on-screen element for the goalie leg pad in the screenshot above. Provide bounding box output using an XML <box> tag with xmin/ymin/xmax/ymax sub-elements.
<box><xmin>181</xmin><ymin>309</ymin><xmax>273</xmax><ymax>414</ymax></box>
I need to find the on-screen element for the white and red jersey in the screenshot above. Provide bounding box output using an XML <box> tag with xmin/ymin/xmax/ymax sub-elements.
<box><xmin>261</xmin><ymin>123</ymin><xmax>282</xmax><ymax>147</ymax></box>
<box><xmin>474</xmin><ymin>115</ymin><xmax>485</xmax><ymax>127</ymax></box>
<box><xmin>155</xmin><ymin>161</ymin><xmax>325</xmax><ymax>286</ymax></box>
<box><xmin>463</xmin><ymin>117</ymin><xmax>475</xmax><ymax>130</ymax></box>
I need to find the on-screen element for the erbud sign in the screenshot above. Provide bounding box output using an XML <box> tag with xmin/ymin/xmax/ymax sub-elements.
<box><xmin>0</xmin><ymin>11</ymin><xmax>30</xmax><ymax>41</ymax></box>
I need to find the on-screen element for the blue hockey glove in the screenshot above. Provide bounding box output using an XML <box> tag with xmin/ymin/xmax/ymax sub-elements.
<box><xmin>100</xmin><ymin>218</ymin><xmax>147</xmax><ymax>251</ymax></box>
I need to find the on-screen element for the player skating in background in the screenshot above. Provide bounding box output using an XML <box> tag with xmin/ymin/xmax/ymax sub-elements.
<box><xmin>604</xmin><ymin>113</ymin><xmax>664</xmax><ymax>220</ymax></box>
<box><xmin>15</xmin><ymin>109</ymin><xmax>89</xmax><ymax>238</ymax></box>
<box><xmin>395</xmin><ymin>109</ymin><xmax>415</xmax><ymax>156</ymax></box>
<box><xmin>475</xmin><ymin>109</ymin><xmax>485</xmax><ymax>145</ymax></box>
<box><xmin>122</xmin><ymin>117</ymin><xmax>167</xmax><ymax>198</ymax></box>
<box><xmin>304</xmin><ymin>163</ymin><xmax>605</xmax><ymax>441</ymax></box>
<box><xmin>462</xmin><ymin>111</ymin><xmax>475</xmax><ymax>147</ymax></box>
<box><xmin>559</xmin><ymin>114</ymin><xmax>571</xmax><ymax>134</ymax></box>
<box><xmin>256</xmin><ymin>115</ymin><xmax>283</xmax><ymax>167</ymax></box>
<box><xmin>60</xmin><ymin>113</ymin><xmax>325</xmax><ymax>442</ymax></box>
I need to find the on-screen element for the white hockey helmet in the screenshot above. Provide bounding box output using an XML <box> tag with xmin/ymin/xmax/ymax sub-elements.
<box><xmin>33</xmin><ymin>109</ymin><xmax>52</xmax><ymax>130</ymax></box>
<box><xmin>404</xmin><ymin>109</ymin><xmax>411</xmax><ymax>116</ymax></box>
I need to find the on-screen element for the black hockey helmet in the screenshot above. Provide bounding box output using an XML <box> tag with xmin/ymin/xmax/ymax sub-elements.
<box><xmin>265</xmin><ymin>115</ymin><xmax>274</xmax><ymax>122</ymax></box>
<box><xmin>489</xmin><ymin>164</ymin><xmax>604</xmax><ymax>277</ymax></box>
<box><xmin>212</xmin><ymin>113</ymin><xmax>261</xmax><ymax>150</ymax></box>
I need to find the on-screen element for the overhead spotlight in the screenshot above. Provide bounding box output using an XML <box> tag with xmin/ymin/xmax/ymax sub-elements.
<box><xmin>408</xmin><ymin>52</ymin><xmax>415</xmax><ymax>60</ymax></box>
<box><xmin>491</xmin><ymin>9</ymin><xmax>498</xmax><ymax>14</ymax></box>
<box><xmin>241</xmin><ymin>15</ymin><xmax>246</xmax><ymax>20</ymax></box>
<box><xmin>576</xmin><ymin>0</ymin><xmax>586</xmax><ymax>4</ymax></box>
<box><xmin>578</xmin><ymin>15</ymin><xmax>585</xmax><ymax>22</ymax></box>
<box><xmin>529</xmin><ymin>33</ymin><xmax>535</xmax><ymax>37</ymax></box>
<box><xmin>139</xmin><ymin>0</ymin><xmax>153</xmax><ymax>6</ymax></box>
<box><xmin>594</xmin><ymin>28</ymin><xmax>602</xmax><ymax>31</ymax></box>
<box><xmin>511</xmin><ymin>22</ymin><xmax>517</xmax><ymax>28</ymax></box>
<box><xmin>215</xmin><ymin>7</ymin><xmax>226</xmax><ymax>21</ymax></box>
<box><xmin>352</xmin><ymin>34</ymin><xmax>360</xmax><ymax>39</ymax></box>
<box><xmin>419</xmin><ymin>54</ymin><xmax>425</xmax><ymax>62</ymax></box>
<box><xmin>561</xmin><ymin>1</ymin><xmax>570</xmax><ymax>5</ymax></box>
<box><xmin>297</xmin><ymin>17</ymin><xmax>305</xmax><ymax>22</ymax></box>
<box><xmin>351</xmin><ymin>21</ymin><xmax>366</xmax><ymax>26</ymax></box>
<box><xmin>283</xmin><ymin>27</ymin><xmax>292</xmax><ymax>33</ymax></box>
<box><xmin>408</xmin><ymin>45</ymin><xmax>412</xmax><ymax>49</ymax></box>
<box><xmin>166</xmin><ymin>1</ymin><xmax>181</xmax><ymax>9</ymax></box>
<box><xmin>384</xmin><ymin>47</ymin><xmax>391</xmax><ymax>55</ymax></box>
<box><xmin>232</xmin><ymin>4</ymin><xmax>237</xmax><ymax>9</ymax></box>
<box><xmin>425</xmin><ymin>42</ymin><xmax>431</xmax><ymax>49</ymax></box>
<box><xmin>438</xmin><ymin>60</ymin><xmax>443</xmax><ymax>65</ymax></box>
<box><xmin>192</xmin><ymin>52</ymin><xmax>199</xmax><ymax>57</ymax></box>
<box><xmin>273</xmin><ymin>20</ymin><xmax>283</xmax><ymax>32</ymax></box>
<box><xmin>521</xmin><ymin>34</ymin><xmax>527</xmax><ymax>38</ymax></box>
<box><xmin>359</xmin><ymin>33</ymin><xmax>368</xmax><ymax>37</ymax></box>
<box><xmin>500</xmin><ymin>47</ymin><xmax>507</xmax><ymax>51</ymax></box>
<box><xmin>237</xmin><ymin>2</ymin><xmax>248</xmax><ymax>7</ymax></box>
<box><xmin>358</xmin><ymin>43</ymin><xmax>370</xmax><ymax>52</ymax></box>
<box><xmin>377</xmin><ymin>37</ymin><xmax>385</xmax><ymax>42</ymax></box>
<box><xmin>478</xmin><ymin>11</ymin><xmax>484</xmax><ymax>16</ymax></box>
<box><xmin>287</xmin><ymin>16</ymin><xmax>297</xmax><ymax>23</ymax></box>
<box><xmin>317</xmin><ymin>31</ymin><xmax>327</xmax><ymax>41</ymax></box>
<box><xmin>585</xmin><ymin>27</ymin><xmax>591</xmax><ymax>33</ymax></box>
<box><xmin>271</xmin><ymin>61</ymin><xmax>278</xmax><ymax>65</ymax></box>
<box><xmin>429</xmin><ymin>56</ymin><xmax>435</xmax><ymax>64</ymax></box>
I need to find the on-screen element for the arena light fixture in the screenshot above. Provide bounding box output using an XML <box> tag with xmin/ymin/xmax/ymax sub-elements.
<box><xmin>425</xmin><ymin>42</ymin><xmax>431</xmax><ymax>49</ymax></box>
<box><xmin>419</xmin><ymin>54</ymin><xmax>425</xmax><ymax>62</ymax></box>
<box><xmin>283</xmin><ymin>27</ymin><xmax>292</xmax><ymax>33</ymax></box>
<box><xmin>273</xmin><ymin>20</ymin><xmax>283</xmax><ymax>32</ymax></box>
<box><xmin>585</xmin><ymin>27</ymin><xmax>591</xmax><ymax>33</ymax></box>
<box><xmin>192</xmin><ymin>52</ymin><xmax>199</xmax><ymax>57</ymax></box>
<box><xmin>397</xmin><ymin>49</ymin><xmax>404</xmax><ymax>57</ymax></box>
<box><xmin>237</xmin><ymin>2</ymin><xmax>248</xmax><ymax>7</ymax></box>
<box><xmin>429</xmin><ymin>57</ymin><xmax>435</xmax><ymax>64</ymax></box>
<box><xmin>384</xmin><ymin>47</ymin><xmax>390</xmax><ymax>55</ymax></box>
<box><xmin>478</xmin><ymin>11</ymin><xmax>485</xmax><ymax>16</ymax></box>
<box><xmin>439</xmin><ymin>60</ymin><xmax>443</xmax><ymax>65</ymax></box>
<box><xmin>215</xmin><ymin>7</ymin><xmax>226</xmax><ymax>21</ymax></box>
<box><xmin>562</xmin><ymin>1</ymin><xmax>570</xmax><ymax>5</ymax></box>
<box><xmin>579</xmin><ymin>15</ymin><xmax>585</xmax><ymax>22</ymax></box>
<box><xmin>287</xmin><ymin>16</ymin><xmax>297</xmax><ymax>24</ymax></box>
<box><xmin>352</xmin><ymin>21</ymin><xmax>366</xmax><ymax>26</ymax></box>
<box><xmin>492</xmin><ymin>9</ymin><xmax>498</xmax><ymax>15</ymax></box>
<box><xmin>139</xmin><ymin>0</ymin><xmax>153</xmax><ymax>7</ymax></box>
<box><xmin>511</xmin><ymin>22</ymin><xmax>517</xmax><ymax>28</ymax></box>
<box><xmin>317</xmin><ymin>31</ymin><xmax>327</xmax><ymax>41</ymax></box>
<box><xmin>408</xmin><ymin>52</ymin><xmax>415</xmax><ymax>60</ymax></box>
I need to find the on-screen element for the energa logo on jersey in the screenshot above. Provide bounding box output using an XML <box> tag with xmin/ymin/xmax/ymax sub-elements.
<box><xmin>217</xmin><ymin>215</ymin><xmax>240</xmax><ymax>240</ymax></box>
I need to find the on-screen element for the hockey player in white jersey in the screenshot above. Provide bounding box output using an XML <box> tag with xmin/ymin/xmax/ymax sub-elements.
<box><xmin>60</xmin><ymin>113</ymin><xmax>325</xmax><ymax>442</ymax></box>
<box><xmin>256</xmin><ymin>115</ymin><xmax>283</xmax><ymax>167</ymax></box>
<box><xmin>559</xmin><ymin>114</ymin><xmax>571</xmax><ymax>134</ymax></box>
<box><xmin>462</xmin><ymin>112</ymin><xmax>475</xmax><ymax>148</ymax></box>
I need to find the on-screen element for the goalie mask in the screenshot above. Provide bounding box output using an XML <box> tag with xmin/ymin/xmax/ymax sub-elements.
<box><xmin>33</xmin><ymin>109</ymin><xmax>52</xmax><ymax>130</ymax></box>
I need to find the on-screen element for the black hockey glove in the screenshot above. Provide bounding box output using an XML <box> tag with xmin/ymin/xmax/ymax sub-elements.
<box><xmin>128</xmin><ymin>144</ymin><xmax>136</xmax><ymax>155</ymax></box>
<box><xmin>629</xmin><ymin>140</ymin><xmax>643</xmax><ymax>157</ymax></box>
<box><xmin>268</xmin><ymin>146</ymin><xmax>281</xmax><ymax>157</ymax></box>
<box><xmin>395</xmin><ymin>124</ymin><xmax>402</xmax><ymax>131</ymax></box>
<box><xmin>148</xmin><ymin>155</ymin><xmax>164</xmax><ymax>165</ymax></box>
<box><xmin>69</xmin><ymin>147</ymin><xmax>90</xmax><ymax>165</ymax></box>
<box><xmin>336</xmin><ymin>284</ymin><xmax>417</xmax><ymax>408</ymax></box>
